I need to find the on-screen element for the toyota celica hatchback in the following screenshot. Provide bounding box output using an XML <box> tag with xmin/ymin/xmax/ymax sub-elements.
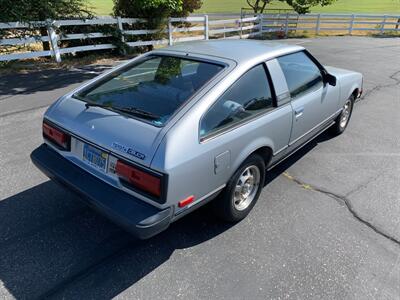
<box><xmin>31</xmin><ymin>40</ymin><xmax>363</xmax><ymax>239</ymax></box>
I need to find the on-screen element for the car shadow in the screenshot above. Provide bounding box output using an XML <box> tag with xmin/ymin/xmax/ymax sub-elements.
<box><xmin>265</xmin><ymin>130</ymin><xmax>333</xmax><ymax>186</ymax></box>
<box><xmin>0</xmin><ymin>180</ymin><xmax>234</xmax><ymax>299</ymax></box>
<box><xmin>0</xmin><ymin>65</ymin><xmax>113</xmax><ymax>99</ymax></box>
<box><xmin>0</xmin><ymin>131</ymin><xmax>333</xmax><ymax>299</ymax></box>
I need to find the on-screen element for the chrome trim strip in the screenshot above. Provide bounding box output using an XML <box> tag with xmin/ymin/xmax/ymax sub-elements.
<box><xmin>288</xmin><ymin>109</ymin><xmax>342</xmax><ymax>146</ymax></box>
<box><xmin>200</xmin><ymin>102</ymin><xmax>291</xmax><ymax>143</ymax></box>
<box><xmin>273</xmin><ymin>145</ymin><xmax>288</xmax><ymax>156</ymax></box>
<box><xmin>268</xmin><ymin>120</ymin><xmax>335</xmax><ymax>171</ymax></box>
<box><xmin>187</xmin><ymin>184</ymin><xmax>226</xmax><ymax>209</ymax></box>
<box><xmin>276</xmin><ymin>92</ymin><xmax>291</xmax><ymax>106</ymax></box>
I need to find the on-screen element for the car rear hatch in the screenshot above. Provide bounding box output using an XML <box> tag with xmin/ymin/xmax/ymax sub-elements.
<box><xmin>44</xmin><ymin>96</ymin><xmax>169</xmax><ymax>205</ymax></box>
<box><xmin>46</xmin><ymin>96</ymin><xmax>163</xmax><ymax>168</ymax></box>
<box><xmin>42</xmin><ymin>54</ymin><xmax>226</xmax><ymax>205</ymax></box>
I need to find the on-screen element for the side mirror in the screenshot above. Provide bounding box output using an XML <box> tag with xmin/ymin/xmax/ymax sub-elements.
<box><xmin>322</xmin><ymin>70</ymin><xmax>337</xmax><ymax>86</ymax></box>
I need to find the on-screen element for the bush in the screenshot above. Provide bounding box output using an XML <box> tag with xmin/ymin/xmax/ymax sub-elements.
<box><xmin>0</xmin><ymin>0</ymin><xmax>92</xmax><ymax>22</ymax></box>
<box><xmin>113</xmin><ymin>0</ymin><xmax>202</xmax><ymax>51</ymax></box>
<box><xmin>0</xmin><ymin>0</ymin><xmax>93</xmax><ymax>51</ymax></box>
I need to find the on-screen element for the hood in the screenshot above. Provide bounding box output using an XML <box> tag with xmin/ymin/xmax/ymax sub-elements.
<box><xmin>45</xmin><ymin>96</ymin><xmax>164</xmax><ymax>167</ymax></box>
<box><xmin>325</xmin><ymin>66</ymin><xmax>359</xmax><ymax>77</ymax></box>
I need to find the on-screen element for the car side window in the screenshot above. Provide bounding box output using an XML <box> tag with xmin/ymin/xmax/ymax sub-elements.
<box><xmin>200</xmin><ymin>64</ymin><xmax>274</xmax><ymax>139</ymax></box>
<box><xmin>277</xmin><ymin>51</ymin><xmax>323</xmax><ymax>99</ymax></box>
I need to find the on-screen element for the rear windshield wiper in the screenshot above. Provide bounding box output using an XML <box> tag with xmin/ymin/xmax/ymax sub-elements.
<box><xmin>84</xmin><ymin>101</ymin><xmax>109</xmax><ymax>109</ymax></box>
<box><xmin>84</xmin><ymin>101</ymin><xmax>160</xmax><ymax>120</ymax></box>
<box><xmin>116</xmin><ymin>106</ymin><xmax>161</xmax><ymax>120</ymax></box>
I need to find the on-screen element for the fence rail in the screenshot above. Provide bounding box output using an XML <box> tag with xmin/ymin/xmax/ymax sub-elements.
<box><xmin>1</xmin><ymin>13</ymin><xmax>399</xmax><ymax>62</ymax></box>
<box><xmin>261</xmin><ymin>13</ymin><xmax>400</xmax><ymax>35</ymax></box>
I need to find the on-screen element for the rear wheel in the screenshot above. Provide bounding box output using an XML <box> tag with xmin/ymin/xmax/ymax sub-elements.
<box><xmin>331</xmin><ymin>95</ymin><xmax>355</xmax><ymax>135</ymax></box>
<box><xmin>213</xmin><ymin>154</ymin><xmax>265</xmax><ymax>222</ymax></box>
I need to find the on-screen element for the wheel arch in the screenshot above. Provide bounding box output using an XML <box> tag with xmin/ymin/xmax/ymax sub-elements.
<box><xmin>351</xmin><ymin>88</ymin><xmax>359</xmax><ymax>99</ymax></box>
<box><xmin>251</xmin><ymin>146</ymin><xmax>273</xmax><ymax>168</ymax></box>
<box><xmin>232</xmin><ymin>141</ymin><xmax>274</xmax><ymax>176</ymax></box>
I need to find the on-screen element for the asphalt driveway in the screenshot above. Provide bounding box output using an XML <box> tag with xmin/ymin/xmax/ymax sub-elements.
<box><xmin>0</xmin><ymin>36</ymin><xmax>399</xmax><ymax>299</ymax></box>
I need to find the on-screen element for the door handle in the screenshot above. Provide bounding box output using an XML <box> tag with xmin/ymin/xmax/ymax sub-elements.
<box><xmin>294</xmin><ymin>107</ymin><xmax>304</xmax><ymax>119</ymax></box>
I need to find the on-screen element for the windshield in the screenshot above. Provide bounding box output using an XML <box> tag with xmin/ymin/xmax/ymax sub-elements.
<box><xmin>74</xmin><ymin>55</ymin><xmax>225</xmax><ymax>126</ymax></box>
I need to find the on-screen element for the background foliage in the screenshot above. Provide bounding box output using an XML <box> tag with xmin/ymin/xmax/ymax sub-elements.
<box><xmin>113</xmin><ymin>0</ymin><xmax>202</xmax><ymax>19</ymax></box>
<box><xmin>246</xmin><ymin>0</ymin><xmax>336</xmax><ymax>14</ymax></box>
<box><xmin>0</xmin><ymin>0</ymin><xmax>92</xmax><ymax>22</ymax></box>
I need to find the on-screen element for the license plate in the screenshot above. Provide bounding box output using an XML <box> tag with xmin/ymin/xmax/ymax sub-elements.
<box><xmin>83</xmin><ymin>144</ymin><xmax>108</xmax><ymax>172</ymax></box>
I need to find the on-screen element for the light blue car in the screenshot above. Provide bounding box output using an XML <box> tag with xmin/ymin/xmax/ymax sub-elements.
<box><xmin>31</xmin><ymin>40</ymin><xmax>363</xmax><ymax>239</ymax></box>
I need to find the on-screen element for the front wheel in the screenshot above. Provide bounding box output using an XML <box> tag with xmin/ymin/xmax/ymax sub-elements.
<box><xmin>330</xmin><ymin>95</ymin><xmax>355</xmax><ymax>135</ymax></box>
<box><xmin>213</xmin><ymin>154</ymin><xmax>265</xmax><ymax>222</ymax></box>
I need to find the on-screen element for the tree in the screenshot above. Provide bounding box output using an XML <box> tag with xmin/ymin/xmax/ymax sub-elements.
<box><xmin>285</xmin><ymin>0</ymin><xmax>337</xmax><ymax>14</ymax></box>
<box><xmin>113</xmin><ymin>0</ymin><xmax>202</xmax><ymax>52</ymax></box>
<box><xmin>113</xmin><ymin>0</ymin><xmax>202</xmax><ymax>19</ymax></box>
<box><xmin>246</xmin><ymin>0</ymin><xmax>269</xmax><ymax>14</ymax></box>
<box><xmin>0</xmin><ymin>0</ymin><xmax>92</xmax><ymax>50</ymax></box>
<box><xmin>0</xmin><ymin>0</ymin><xmax>92</xmax><ymax>22</ymax></box>
<box><xmin>247</xmin><ymin>0</ymin><xmax>336</xmax><ymax>14</ymax></box>
<box><xmin>179</xmin><ymin>0</ymin><xmax>203</xmax><ymax>16</ymax></box>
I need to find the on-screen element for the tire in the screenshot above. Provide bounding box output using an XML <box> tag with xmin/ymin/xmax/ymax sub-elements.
<box><xmin>213</xmin><ymin>154</ymin><xmax>265</xmax><ymax>222</ymax></box>
<box><xmin>330</xmin><ymin>95</ymin><xmax>355</xmax><ymax>135</ymax></box>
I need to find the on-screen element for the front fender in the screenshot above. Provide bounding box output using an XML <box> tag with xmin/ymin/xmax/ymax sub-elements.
<box><xmin>325</xmin><ymin>66</ymin><xmax>363</xmax><ymax>105</ymax></box>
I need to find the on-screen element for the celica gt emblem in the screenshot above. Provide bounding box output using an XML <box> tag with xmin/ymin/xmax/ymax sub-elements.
<box><xmin>112</xmin><ymin>142</ymin><xmax>146</xmax><ymax>160</ymax></box>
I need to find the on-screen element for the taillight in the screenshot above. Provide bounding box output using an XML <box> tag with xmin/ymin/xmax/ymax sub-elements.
<box><xmin>115</xmin><ymin>160</ymin><xmax>161</xmax><ymax>198</ymax></box>
<box><xmin>43</xmin><ymin>121</ymin><xmax>71</xmax><ymax>150</ymax></box>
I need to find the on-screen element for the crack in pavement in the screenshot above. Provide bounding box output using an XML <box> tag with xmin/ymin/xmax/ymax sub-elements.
<box><xmin>344</xmin><ymin>171</ymin><xmax>383</xmax><ymax>198</ymax></box>
<box><xmin>358</xmin><ymin>70</ymin><xmax>400</xmax><ymax>102</ymax></box>
<box><xmin>281</xmin><ymin>172</ymin><xmax>400</xmax><ymax>246</ymax></box>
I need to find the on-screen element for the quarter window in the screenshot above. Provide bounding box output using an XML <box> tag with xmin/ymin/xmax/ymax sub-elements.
<box><xmin>277</xmin><ymin>51</ymin><xmax>323</xmax><ymax>99</ymax></box>
<box><xmin>200</xmin><ymin>64</ymin><xmax>274</xmax><ymax>139</ymax></box>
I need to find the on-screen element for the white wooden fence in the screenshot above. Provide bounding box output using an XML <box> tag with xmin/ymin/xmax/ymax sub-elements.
<box><xmin>0</xmin><ymin>15</ymin><xmax>260</xmax><ymax>63</ymax></box>
<box><xmin>261</xmin><ymin>13</ymin><xmax>400</xmax><ymax>35</ymax></box>
<box><xmin>0</xmin><ymin>13</ymin><xmax>399</xmax><ymax>63</ymax></box>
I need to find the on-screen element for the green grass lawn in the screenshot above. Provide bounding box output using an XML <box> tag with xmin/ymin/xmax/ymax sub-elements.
<box><xmin>90</xmin><ymin>0</ymin><xmax>113</xmax><ymax>15</ymax></box>
<box><xmin>91</xmin><ymin>0</ymin><xmax>400</xmax><ymax>15</ymax></box>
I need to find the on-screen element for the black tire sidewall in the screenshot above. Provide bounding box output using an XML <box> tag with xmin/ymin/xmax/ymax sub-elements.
<box><xmin>333</xmin><ymin>95</ymin><xmax>355</xmax><ymax>135</ymax></box>
<box><xmin>216</xmin><ymin>154</ymin><xmax>265</xmax><ymax>222</ymax></box>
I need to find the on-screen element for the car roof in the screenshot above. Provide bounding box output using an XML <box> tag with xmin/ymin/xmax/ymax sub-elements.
<box><xmin>155</xmin><ymin>39</ymin><xmax>304</xmax><ymax>64</ymax></box>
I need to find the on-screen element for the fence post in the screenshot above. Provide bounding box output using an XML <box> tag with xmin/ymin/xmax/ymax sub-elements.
<box><xmin>46</xmin><ymin>20</ymin><xmax>61</xmax><ymax>63</ymax></box>
<box><xmin>349</xmin><ymin>14</ymin><xmax>355</xmax><ymax>35</ymax></box>
<box><xmin>168</xmin><ymin>18</ymin><xmax>173</xmax><ymax>46</ymax></box>
<box><xmin>316</xmin><ymin>14</ymin><xmax>321</xmax><ymax>35</ymax></box>
<box><xmin>259</xmin><ymin>13</ymin><xmax>264</xmax><ymax>36</ymax></box>
<box><xmin>240</xmin><ymin>17</ymin><xmax>243</xmax><ymax>39</ymax></box>
<box><xmin>284</xmin><ymin>13</ymin><xmax>289</xmax><ymax>37</ymax></box>
<box><xmin>204</xmin><ymin>15</ymin><xmax>209</xmax><ymax>40</ymax></box>
<box><xmin>117</xmin><ymin>16</ymin><xmax>125</xmax><ymax>43</ymax></box>
<box><xmin>380</xmin><ymin>15</ymin><xmax>387</xmax><ymax>34</ymax></box>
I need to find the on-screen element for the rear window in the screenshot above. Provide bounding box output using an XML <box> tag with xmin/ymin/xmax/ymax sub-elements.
<box><xmin>74</xmin><ymin>55</ymin><xmax>224</xmax><ymax>126</ymax></box>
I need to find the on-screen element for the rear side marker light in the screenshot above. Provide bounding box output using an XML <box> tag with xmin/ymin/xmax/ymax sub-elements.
<box><xmin>43</xmin><ymin>122</ymin><xmax>71</xmax><ymax>150</ymax></box>
<box><xmin>115</xmin><ymin>160</ymin><xmax>161</xmax><ymax>198</ymax></box>
<box><xmin>178</xmin><ymin>195</ymin><xmax>195</xmax><ymax>208</ymax></box>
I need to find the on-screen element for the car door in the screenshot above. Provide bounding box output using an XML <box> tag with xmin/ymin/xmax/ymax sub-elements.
<box><xmin>198</xmin><ymin>63</ymin><xmax>292</xmax><ymax>190</ymax></box>
<box><xmin>276</xmin><ymin>51</ymin><xmax>332</xmax><ymax>149</ymax></box>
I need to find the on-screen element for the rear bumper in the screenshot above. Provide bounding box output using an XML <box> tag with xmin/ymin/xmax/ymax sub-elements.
<box><xmin>31</xmin><ymin>144</ymin><xmax>173</xmax><ymax>239</ymax></box>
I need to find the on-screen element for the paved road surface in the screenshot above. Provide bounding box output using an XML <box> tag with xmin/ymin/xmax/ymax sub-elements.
<box><xmin>0</xmin><ymin>36</ymin><xmax>399</xmax><ymax>299</ymax></box>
